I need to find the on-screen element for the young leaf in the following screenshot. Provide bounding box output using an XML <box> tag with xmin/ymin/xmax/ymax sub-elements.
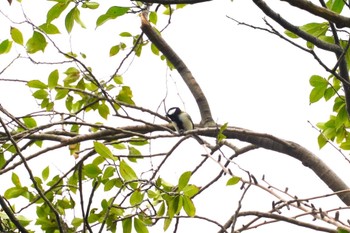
<box><xmin>23</xmin><ymin>117</ymin><xmax>37</xmax><ymax>128</ymax></box>
<box><xmin>32</xmin><ymin>89</ymin><xmax>48</xmax><ymax>99</ymax></box>
<box><xmin>84</xmin><ymin>164</ymin><xmax>102</xmax><ymax>178</ymax></box>
<box><xmin>119</xmin><ymin>160</ymin><xmax>137</xmax><ymax>181</ymax></box>
<box><xmin>98</xmin><ymin>103</ymin><xmax>110</xmax><ymax>119</ymax></box>
<box><xmin>94</xmin><ymin>141</ymin><xmax>115</xmax><ymax>160</ymax></box>
<box><xmin>4</xmin><ymin>187</ymin><xmax>27</xmax><ymax>199</ymax></box>
<box><xmin>130</xmin><ymin>190</ymin><xmax>144</xmax><ymax>206</ymax></box>
<box><xmin>10</xmin><ymin>27</ymin><xmax>23</xmax><ymax>45</ymax></box>
<box><xmin>122</xmin><ymin>218</ymin><xmax>132</xmax><ymax>233</ymax></box>
<box><xmin>183</xmin><ymin>195</ymin><xmax>196</xmax><ymax>217</ymax></box>
<box><xmin>27</xmin><ymin>80</ymin><xmax>47</xmax><ymax>89</ymax></box>
<box><xmin>178</xmin><ymin>171</ymin><xmax>191</xmax><ymax>191</ymax></box>
<box><xmin>309</xmin><ymin>75</ymin><xmax>327</xmax><ymax>87</ymax></box>
<box><xmin>96</xmin><ymin>6</ymin><xmax>129</xmax><ymax>27</ymax></box>
<box><xmin>12</xmin><ymin>172</ymin><xmax>21</xmax><ymax>187</ymax></box>
<box><xmin>42</xmin><ymin>166</ymin><xmax>50</xmax><ymax>181</ymax></box>
<box><xmin>134</xmin><ymin>218</ymin><xmax>149</xmax><ymax>233</ymax></box>
<box><xmin>48</xmin><ymin>69</ymin><xmax>59</xmax><ymax>89</ymax></box>
<box><xmin>65</xmin><ymin>7</ymin><xmax>75</xmax><ymax>33</ymax></box>
<box><xmin>39</xmin><ymin>23</ymin><xmax>60</xmax><ymax>34</ymax></box>
<box><xmin>47</xmin><ymin>2</ymin><xmax>69</xmax><ymax>24</ymax></box>
<box><xmin>226</xmin><ymin>176</ymin><xmax>240</xmax><ymax>186</ymax></box>
<box><xmin>0</xmin><ymin>39</ymin><xmax>12</xmax><ymax>54</ymax></box>
<box><xmin>26</xmin><ymin>31</ymin><xmax>47</xmax><ymax>54</ymax></box>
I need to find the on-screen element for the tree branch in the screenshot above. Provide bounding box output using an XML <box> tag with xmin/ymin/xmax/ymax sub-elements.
<box><xmin>0</xmin><ymin>196</ymin><xmax>29</xmax><ymax>233</ymax></box>
<box><xmin>252</xmin><ymin>0</ymin><xmax>342</xmax><ymax>53</ymax></box>
<box><xmin>140</xmin><ymin>11</ymin><xmax>215</xmax><ymax>127</ymax></box>
<box><xmin>280</xmin><ymin>0</ymin><xmax>350</xmax><ymax>28</ymax></box>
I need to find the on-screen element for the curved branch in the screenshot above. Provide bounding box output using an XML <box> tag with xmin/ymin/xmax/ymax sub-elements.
<box><xmin>236</xmin><ymin>211</ymin><xmax>338</xmax><ymax>232</ymax></box>
<box><xmin>252</xmin><ymin>0</ymin><xmax>342</xmax><ymax>53</ymax></box>
<box><xmin>280</xmin><ymin>0</ymin><xmax>350</xmax><ymax>29</ymax></box>
<box><xmin>140</xmin><ymin>12</ymin><xmax>215</xmax><ymax>127</ymax></box>
<box><xmin>194</xmin><ymin>126</ymin><xmax>350</xmax><ymax>206</ymax></box>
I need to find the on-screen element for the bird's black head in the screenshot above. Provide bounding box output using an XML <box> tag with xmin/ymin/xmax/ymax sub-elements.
<box><xmin>166</xmin><ymin>107</ymin><xmax>181</xmax><ymax>121</ymax></box>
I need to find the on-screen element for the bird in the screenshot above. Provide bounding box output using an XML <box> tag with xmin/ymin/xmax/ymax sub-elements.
<box><xmin>166</xmin><ymin>107</ymin><xmax>194</xmax><ymax>133</ymax></box>
<box><xmin>166</xmin><ymin>107</ymin><xmax>204</xmax><ymax>144</ymax></box>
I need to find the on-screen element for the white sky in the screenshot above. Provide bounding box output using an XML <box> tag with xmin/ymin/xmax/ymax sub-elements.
<box><xmin>0</xmin><ymin>0</ymin><xmax>349</xmax><ymax>232</ymax></box>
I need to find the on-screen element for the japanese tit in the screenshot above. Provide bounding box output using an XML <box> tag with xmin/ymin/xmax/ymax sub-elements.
<box><xmin>166</xmin><ymin>107</ymin><xmax>194</xmax><ymax>133</ymax></box>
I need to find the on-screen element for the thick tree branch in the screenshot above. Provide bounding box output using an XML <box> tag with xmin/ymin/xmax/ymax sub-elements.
<box><xmin>280</xmin><ymin>0</ymin><xmax>350</xmax><ymax>28</ymax></box>
<box><xmin>2</xmin><ymin>122</ymin><xmax>349</xmax><ymax>206</ymax></box>
<box><xmin>252</xmin><ymin>0</ymin><xmax>342</xmax><ymax>53</ymax></box>
<box><xmin>140</xmin><ymin>12</ymin><xmax>215</xmax><ymax>127</ymax></box>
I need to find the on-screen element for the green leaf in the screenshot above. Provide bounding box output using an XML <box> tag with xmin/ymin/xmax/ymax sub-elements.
<box><xmin>340</xmin><ymin>141</ymin><xmax>350</xmax><ymax>150</ymax></box>
<box><xmin>178</xmin><ymin>171</ymin><xmax>191</xmax><ymax>191</ymax></box>
<box><xmin>94</xmin><ymin>141</ymin><xmax>115</xmax><ymax>161</ymax></box>
<box><xmin>183</xmin><ymin>195</ymin><xmax>196</xmax><ymax>217</ymax></box>
<box><xmin>226</xmin><ymin>176</ymin><xmax>240</xmax><ymax>186</ymax></box>
<box><xmin>120</xmin><ymin>32</ymin><xmax>132</xmax><ymax>37</ymax></box>
<box><xmin>4</xmin><ymin>187</ymin><xmax>27</xmax><ymax>199</ymax></box>
<box><xmin>0</xmin><ymin>39</ymin><xmax>12</xmax><ymax>54</ymax></box>
<box><xmin>113</xmin><ymin>75</ymin><xmax>123</xmax><ymax>84</ymax></box>
<box><xmin>71</xmin><ymin>218</ymin><xmax>83</xmax><ymax>228</ymax></box>
<box><xmin>157</xmin><ymin>202</ymin><xmax>165</xmax><ymax>216</ymax></box>
<box><xmin>217</xmin><ymin>122</ymin><xmax>228</xmax><ymax>142</ymax></box>
<box><xmin>10</xmin><ymin>27</ymin><xmax>23</xmax><ymax>45</ymax></box>
<box><xmin>73</xmin><ymin>7</ymin><xmax>86</xmax><ymax>29</ymax></box>
<box><xmin>42</xmin><ymin>166</ymin><xmax>50</xmax><ymax>181</ymax></box>
<box><xmin>317</xmin><ymin>134</ymin><xmax>328</xmax><ymax>149</ymax></box>
<box><xmin>26</xmin><ymin>31</ymin><xmax>47</xmax><ymax>54</ymax></box>
<box><xmin>310</xmin><ymin>75</ymin><xmax>327</xmax><ymax>87</ymax></box>
<box><xmin>149</xmin><ymin>11</ymin><xmax>157</xmax><ymax>25</ymax></box>
<box><xmin>23</xmin><ymin>117</ymin><xmax>37</xmax><ymax>128</ymax></box>
<box><xmin>117</xmin><ymin>86</ymin><xmax>135</xmax><ymax>105</ymax></box>
<box><xmin>119</xmin><ymin>160</ymin><xmax>137</xmax><ymax>181</ymax></box>
<box><xmin>17</xmin><ymin>215</ymin><xmax>32</xmax><ymax>227</ymax></box>
<box><xmin>32</xmin><ymin>89</ymin><xmax>48</xmax><ymax>99</ymax></box>
<box><xmin>110</xmin><ymin>45</ymin><xmax>120</xmax><ymax>56</ymax></box>
<box><xmin>27</xmin><ymin>80</ymin><xmax>47</xmax><ymax>89</ymax></box>
<box><xmin>65</xmin><ymin>7</ymin><xmax>75</xmax><ymax>33</ymax></box>
<box><xmin>48</xmin><ymin>69</ymin><xmax>59</xmax><ymax>89</ymax></box>
<box><xmin>55</xmin><ymin>89</ymin><xmax>69</xmax><ymax>100</ymax></box>
<box><xmin>82</xmin><ymin>2</ymin><xmax>99</xmax><ymax>9</ymax></box>
<box><xmin>96</xmin><ymin>6</ymin><xmax>129</xmax><ymax>27</ymax></box>
<box><xmin>102</xmin><ymin>166</ymin><xmax>115</xmax><ymax>180</ymax></box>
<box><xmin>47</xmin><ymin>2</ymin><xmax>69</xmax><ymax>24</ymax></box>
<box><xmin>129</xmin><ymin>137</ymin><xmax>148</xmax><ymax>146</ymax></box>
<box><xmin>39</xmin><ymin>23</ymin><xmax>60</xmax><ymax>34</ymax></box>
<box><xmin>130</xmin><ymin>190</ymin><xmax>144</xmax><ymax>206</ymax></box>
<box><xmin>134</xmin><ymin>218</ymin><xmax>149</xmax><ymax>233</ymax></box>
<box><xmin>84</xmin><ymin>164</ymin><xmax>102</xmax><ymax>178</ymax></box>
<box><xmin>284</xmin><ymin>30</ymin><xmax>299</xmax><ymax>39</ymax></box>
<box><xmin>163</xmin><ymin>218</ymin><xmax>172</xmax><ymax>231</ymax></box>
<box><xmin>151</xmin><ymin>43</ymin><xmax>159</xmax><ymax>55</ymax></box>
<box><xmin>326</xmin><ymin>0</ymin><xmax>345</xmax><ymax>13</ymax></box>
<box><xmin>310</xmin><ymin>86</ymin><xmax>327</xmax><ymax>103</ymax></box>
<box><xmin>98</xmin><ymin>103</ymin><xmax>110</xmax><ymax>119</ymax></box>
<box><xmin>300</xmin><ymin>22</ymin><xmax>329</xmax><ymax>37</ymax></box>
<box><xmin>12</xmin><ymin>172</ymin><xmax>21</xmax><ymax>187</ymax></box>
<box><xmin>122</xmin><ymin>218</ymin><xmax>132</xmax><ymax>233</ymax></box>
<box><xmin>182</xmin><ymin>184</ymin><xmax>200</xmax><ymax>197</ymax></box>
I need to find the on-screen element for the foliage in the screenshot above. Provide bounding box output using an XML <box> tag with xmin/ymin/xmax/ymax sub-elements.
<box><xmin>1</xmin><ymin>0</ymin><xmax>350</xmax><ymax>232</ymax></box>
